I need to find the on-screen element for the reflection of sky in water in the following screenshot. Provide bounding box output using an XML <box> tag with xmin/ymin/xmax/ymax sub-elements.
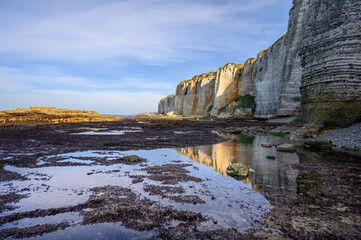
<box><xmin>0</xmin><ymin>136</ymin><xmax>299</xmax><ymax>238</ymax></box>
<box><xmin>71</xmin><ymin>127</ymin><xmax>143</xmax><ymax>135</ymax></box>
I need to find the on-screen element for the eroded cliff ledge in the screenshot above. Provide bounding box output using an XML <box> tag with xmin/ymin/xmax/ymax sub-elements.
<box><xmin>0</xmin><ymin>107</ymin><xmax>120</xmax><ymax>125</ymax></box>
<box><xmin>158</xmin><ymin>0</ymin><xmax>361</xmax><ymax>128</ymax></box>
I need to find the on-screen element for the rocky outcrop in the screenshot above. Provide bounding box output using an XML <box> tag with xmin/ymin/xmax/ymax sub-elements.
<box><xmin>210</xmin><ymin>63</ymin><xmax>243</xmax><ymax>116</ymax></box>
<box><xmin>174</xmin><ymin>72</ymin><xmax>216</xmax><ymax>116</ymax></box>
<box><xmin>158</xmin><ymin>94</ymin><xmax>175</xmax><ymax>115</ymax></box>
<box><xmin>0</xmin><ymin>107</ymin><xmax>120</xmax><ymax>125</ymax></box>
<box><xmin>159</xmin><ymin>0</ymin><xmax>361</xmax><ymax>127</ymax></box>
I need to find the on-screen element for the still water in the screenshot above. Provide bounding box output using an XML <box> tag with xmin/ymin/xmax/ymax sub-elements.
<box><xmin>0</xmin><ymin>134</ymin><xmax>299</xmax><ymax>239</ymax></box>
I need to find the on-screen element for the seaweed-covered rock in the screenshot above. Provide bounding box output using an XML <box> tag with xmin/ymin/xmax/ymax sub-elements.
<box><xmin>276</xmin><ymin>144</ymin><xmax>296</xmax><ymax>152</ymax></box>
<box><xmin>226</xmin><ymin>163</ymin><xmax>248</xmax><ymax>179</ymax></box>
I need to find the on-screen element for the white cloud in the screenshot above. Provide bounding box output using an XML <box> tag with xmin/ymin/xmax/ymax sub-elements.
<box><xmin>0</xmin><ymin>65</ymin><xmax>173</xmax><ymax>92</ymax></box>
<box><xmin>0</xmin><ymin>0</ymin><xmax>285</xmax><ymax>65</ymax></box>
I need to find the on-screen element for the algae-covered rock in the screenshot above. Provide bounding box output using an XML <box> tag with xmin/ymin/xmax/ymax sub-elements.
<box><xmin>226</xmin><ymin>163</ymin><xmax>248</xmax><ymax>179</ymax></box>
<box><xmin>276</xmin><ymin>144</ymin><xmax>296</xmax><ymax>152</ymax></box>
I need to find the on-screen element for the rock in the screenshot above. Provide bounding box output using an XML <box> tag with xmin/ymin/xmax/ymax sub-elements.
<box><xmin>272</xmin><ymin>139</ymin><xmax>285</xmax><ymax>147</ymax></box>
<box><xmin>121</xmin><ymin>155</ymin><xmax>144</xmax><ymax>163</ymax></box>
<box><xmin>276</xmin><ymin>144</ymin><xmax>296</xmax><ymax>152</ymax></box>
<box><xmin>226</xmin><ymin>163</ymin><xmax>249</xmax><ymax>179</ymax></box>
<box><xmin>304</xmin><ymin>140</ymin><xmax>332</xmax><ymax>151</ymax></box>
<box><xmin>166</xmin><ymin>111</ymin><xmax>175</xmax><ymax>116</ymax></box>
<box><xmin>158</xmin><ymin>95</ymin><xmax>175</xmax><ymax>115</ymax></box>
<box><xmin>261</xmin><ymin>143</ymin><xmax>272</xmax><ymax>148</ymax></box>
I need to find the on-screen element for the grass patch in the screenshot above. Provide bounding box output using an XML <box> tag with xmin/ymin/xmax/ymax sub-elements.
<box><xmin>239</xmin><ymin>95</ymin><xmax>255</xmax><ymax>108</ymax></box>
<box><xmin>219</xmin><ymin>94</ymin><xmax>256</xmax><ymax>113</ymax></box>
<box><xmin>265</xmin><ymin>131</ymin><xmax>289</xmax><ymax>137</ymax></box>
<box><xmin>206</xmin><ymin>103</ymin><xmax>214</xmax><ymax>113</ymax></box>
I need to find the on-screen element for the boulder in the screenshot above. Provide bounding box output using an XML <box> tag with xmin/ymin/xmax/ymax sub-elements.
<box><xmin>226</xmin><ymin>163</ymin><xmax>249</xmax><ymax>179</ymax></box>
<box><xmin>261</xmin><ymin>143</ymin><xmax>272</xmax><ymax>148</ymax></box>
<box><xmin>304</xmin><ymin>140</ymin><xmax>332</xmax><ymax>151</ymax></box>
<box><xmin>276</xmin><ymin>144</ymin><xmax>296</xmax><ymax>152</ymax></box>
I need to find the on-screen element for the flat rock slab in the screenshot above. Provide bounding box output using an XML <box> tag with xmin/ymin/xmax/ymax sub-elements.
<box><xmin>261</xmin><ymin>143</ymin><xmax>272</xmax><ymax>148</ymax></box>
<box><xmin>276</xmin><ymin>144</ymin><xmax>295</xmax><ymax>152</ymax></box>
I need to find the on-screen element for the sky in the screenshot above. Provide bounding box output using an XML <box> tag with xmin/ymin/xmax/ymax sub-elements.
<box><xmin>0</xmin><ymin>0</ymin><xmax>293</xmax><ymax>115</ymax></box>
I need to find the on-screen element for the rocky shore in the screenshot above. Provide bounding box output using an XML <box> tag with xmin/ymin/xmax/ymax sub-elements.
<box><xmin>0</xmin><ymin>117</ymin><xmax>360</xmax><ymax>239</ymax></box>
<box><xmin>319</xmin><ymin>123</ymin><xmax>361</xmax><ymax>152</ymax></box>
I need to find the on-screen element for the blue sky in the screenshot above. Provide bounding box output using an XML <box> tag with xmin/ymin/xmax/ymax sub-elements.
<box><xmin>0</xmin><ymin>0</ymin><xmax>292</xmax><ymax>114</ymax></box>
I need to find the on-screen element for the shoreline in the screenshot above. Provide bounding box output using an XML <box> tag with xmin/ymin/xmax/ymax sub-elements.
<box><xmin>0</xmin><ymin>118</ymin><xmax>360</xmax><ymax>239</ymax></box>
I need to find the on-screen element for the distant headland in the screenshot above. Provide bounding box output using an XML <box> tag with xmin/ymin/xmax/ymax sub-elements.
<box><xmin>0</xmin><ymin>106</ymin><xmax>120</xmax><ymax>125</ymax></box>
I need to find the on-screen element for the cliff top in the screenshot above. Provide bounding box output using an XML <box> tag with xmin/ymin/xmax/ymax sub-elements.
<box><xmin>178</xmin><ymin>71</ymin><xmax>217</xmax><ymax>87</ymax></box>
<box><xmin>159</xmin><ymin>94</ymin><xmax>175</xmax><ymax>102</ymax></box>
<box><xmin>257</xmin><ymin>32</ymin><xmax>286</xmax><ymax>58</ymax></box>
<box><xmin>219</xmin><ymin>63</ymin><xmax>244</xmax><ymax>70</ymax></box>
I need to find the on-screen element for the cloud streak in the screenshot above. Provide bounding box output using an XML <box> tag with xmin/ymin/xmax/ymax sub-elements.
<box><xmin>0</xmin><ymin>0</ymin><xmax>287</xmax><ymax>64</ymax></box>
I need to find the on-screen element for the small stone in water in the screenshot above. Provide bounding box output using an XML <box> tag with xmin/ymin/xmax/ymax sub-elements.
<box><xmin>261</xmin><ymin>143</ymin><xmax>272</xmax><ymax>148</ymax></box>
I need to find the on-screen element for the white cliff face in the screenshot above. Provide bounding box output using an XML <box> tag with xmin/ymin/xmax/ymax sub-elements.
<box><xmin>174</xmin><ymin>72</ymin><xmax>216</xmax><ymax>116</ymax></box>
<box><xmin>254</xmin><ymin>0</ymin><xmax>309</xmax><ymax>117</ymax></box>
<box><xmin>297</xmin><ymin>0</ymin><xmax>361</xmax><ymax>127</ymax></box>
<box><xmin>159</xmin><ymin>0</ymin><xmax>360</xmax><ymax>125</ymax></box>
<box><xmin>253</xmin><ymin>38</ymin><xmax>288</xmax><ymax>117</ymax></box>
<box><xmin>158</xmin><ymin>94</ymin><xmax>175</xmax><ymax>115</ymax></box>
<box><xmin>238</xmin><ymin>58</ymin><xmax>257</xmax><ymax>97</ymax></box>
<box><xmin>210</xmin><ymin>63</ymin><xmax>243</xmax><ymax>116</ymax></box>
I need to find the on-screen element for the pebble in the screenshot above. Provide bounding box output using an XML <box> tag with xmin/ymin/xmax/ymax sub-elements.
<box><xmin>319</xmin><ymin>123</ymin><xmax>361</xmax><ymax>151</ymax></box>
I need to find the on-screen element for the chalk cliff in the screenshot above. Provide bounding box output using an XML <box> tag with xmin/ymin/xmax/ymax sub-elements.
<box><xmin>158</xmin><ymin>0</ymin><xmax>361</xmax><ymax>127</ymax></box>
<box><xmin>297</xmin><ymin>0</ymin><xmax>361</xmax><ymax>127</ymax></box>
<box><xmin>174</xmin><ymin>72</ymin><xmax>216</xmax><ymax>116</ymax></box>
<box><xmin>158</xmin><ymin>94</ymin><xmax>175</xmax><ymax>115</ymax></box>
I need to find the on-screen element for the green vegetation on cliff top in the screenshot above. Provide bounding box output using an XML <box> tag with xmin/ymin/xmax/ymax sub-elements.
<box><xmin>178</xmin><ymin>71</ymin><xmax>217</xmax><ymax>87</ymax></box>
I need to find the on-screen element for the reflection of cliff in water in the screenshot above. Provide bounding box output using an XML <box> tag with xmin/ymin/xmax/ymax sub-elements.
<box><xmin>177</xmin><ymin>135</ymin><xmax>298</xmax><ymax>197</ymax></box>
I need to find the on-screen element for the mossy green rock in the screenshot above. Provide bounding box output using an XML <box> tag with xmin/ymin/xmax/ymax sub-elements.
<box><xmin>226</xmin><ymin>163</ymin><xmax>249</xmax><ymax>179</ymax></box>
